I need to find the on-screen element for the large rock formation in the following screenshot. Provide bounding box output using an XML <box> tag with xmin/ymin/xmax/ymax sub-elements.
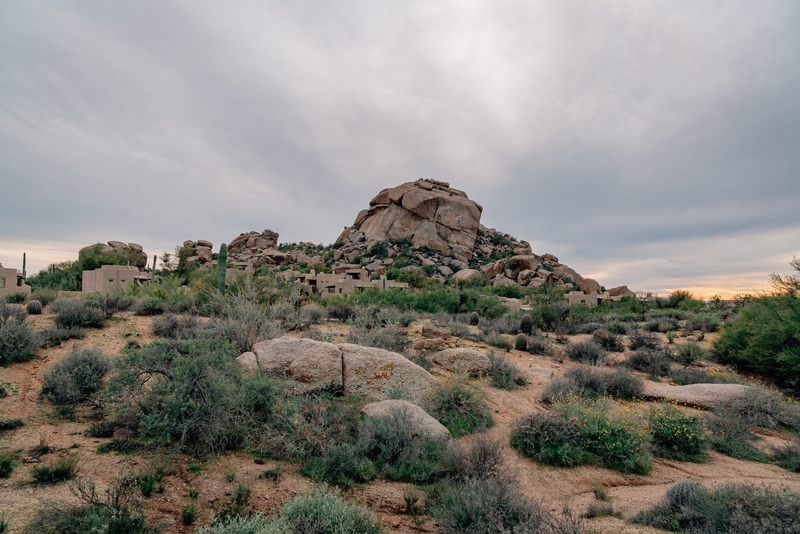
<box><xmin>79</xmin><ymin>241</ymin><xmax>148</xmax><ymax>268</ymax></box>
<box><xmin>362</xmin><ymin>400</ymin><xmax>451</xmax><ymax>441</ymax></box>
<box><xmin>336</xmin><ymin>179</ymin><xmax>483</xmax><ymax>264</ymax></box>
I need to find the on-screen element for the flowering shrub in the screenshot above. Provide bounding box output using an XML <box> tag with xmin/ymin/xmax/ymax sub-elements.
<box><xmin>649</xmin><ymin>403</ymin><xmax>707</xmax><ymax>462</ymax></box>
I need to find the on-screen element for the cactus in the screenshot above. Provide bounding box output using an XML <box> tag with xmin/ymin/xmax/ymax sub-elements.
<box><xmin>515</xmin><ymin>333</ymin><xmax>529</xmax><ymax>351</ymax></box>
<box><xmin>26</xmin><ymin>300</ymin><xmax>42</xmax><ymax>315</ymax></box>
<box><xmin>469</xmin><ymin>312</ymin><xmax>480</xmax><ymax>326</ymax></box>
<box><xmin>520</xmin><ymin>313</ymin><xmax>533</xmax><ymax>335</ymax></box>
<box><xmin>665</xmin><ymin>479</ymin><xmax>706</xmax><ymax>512</ymax></box>
<box><xmin>218</xmin><ymin>243</ymin><xmax>227</xmax><ymax>295</ymax></box>
<box><xmin>22</xmin><ymin>252</ymin><xmax>26</xmax><ymax>278</ymax></box>
<box><xmin>152</xmin><ymin>255</ymin><xmax>157</xmax><ymax>272</ymax></box>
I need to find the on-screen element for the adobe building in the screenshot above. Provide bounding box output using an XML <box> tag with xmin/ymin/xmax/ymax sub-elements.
<box><xmin>565</xmin><ymin>289</ymin><xmax>634</xmax><ymax>307</ymax></box>
<box><xmin>0</xmin><ymin>263</ymin><xmax>31</xmax><ymax>298</ymax></box>
<box><xmin>286</xmin><ymin>268</ymin><xmax>409</xmax><ymax>295</ymax></box>
<box><xmin>82</xmin><ymin>265</ymin><xmax>151</xmax><ymax>294</ymax></box>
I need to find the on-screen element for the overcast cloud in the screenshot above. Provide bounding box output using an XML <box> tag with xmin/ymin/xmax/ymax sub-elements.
<box><xmin>1</xmin><ymin>0</ymin><xmax>798</xmax><ymax>296</ymax></box>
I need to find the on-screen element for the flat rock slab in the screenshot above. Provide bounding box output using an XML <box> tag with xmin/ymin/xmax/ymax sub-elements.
<box><xmin>433</xmin><ymin>348</ymin><xmax>490</xmax><ymax>377</ymax></box>
<box><xmin>643</xmin><ymin>383</ymin><xmax>752</xmax><ymax>410</ymax></box>
<box><xmin>247</xmin><ymin>337</ymin><xmax>436</xmax><ymax>403</ymax></box>
<box><xmin>362</xmin><ymin>399</ymin><xmax>450</xmax><ymax>441</ymax></box>
<box><xmin>528</xmin><ymin>367</ymin><xmax>554</xmax><ymax>380</ymax></box>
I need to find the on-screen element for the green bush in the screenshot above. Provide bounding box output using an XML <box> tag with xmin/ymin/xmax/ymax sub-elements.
<box><xmin>487</xmin><ymin>353</ymin><xmax>527</xmax><ymax>390</ymax></box>
<box><xmin>632</xmin><ymin>480</ymin><xmax>800</xmax><ymax>533</ymax></box>
<box><xmin>107</xmin><ymin>338</ymin><xmax>281</xmax><ymax>455</ymax></box>
<box><xmin>668</xmin><ymin>368</ymin><xmax>743</xmax><ymax>385</ymax></box>
<box><xmin>82</xmin><ymin>291</ymin><xmax>132</xmax><ymax>317</ymax></box>
<box><xmin>510</xmin><ymin>412</ymin><xmax>588</xmax><ymax>467</ymax></box>
<box><xmin>625</xmin><ymin>348</ymin><xmax>672</xmax><ymax>376</ymax></box>
<box><xmin>705</xmin><ymin>412</ymin><xmax>767</xmax><ymax>462</ymax></box>
<box><xmin>26</xmin><ymin>300</ymin><xmax>42</xmax><ymax>315</ymax></box>
<box><xmin>42</xmin><ymin>326</ymin><xmax>85</xmax><ymax>347</ymax></box>
<box><xmin>564</xmin><ymin>341</ymin><xmax>606</xmax><ymax>366</ymax></box>
<box><xmin>552</xmin><ymin>396</ymin><xmax>652</xmax><ymax>474</ymax></box>
<box><xmin>5</xmin><ymin>292</ymin><xmax>26</xmax><ymax>304</ymax></box>
<box><xmin>527</xmin><ymin>334</ymin><xmax>551</xmax><ymax>355</ymax></box>
<box><xmin>0</xmin><ymin>452</ymin><xmax>14</xmax><ymax>478</ymax></box>
<box><xmin>719</xmin><ymin>388</ymin><xmax>800</xmax><ymax>431</ymax></box>
<box><xmin>0</xmin><ymin>319</ymin><xmax>41</xmax><ymax>365</ymax></box>
<box><xmin>715</xmin><ymin>294</ymin><xmax>800</xmax><ymax>385</ymax></box>
<box><xmin>770</xmin><ymin>439</ymin><xmax>800</xmax><ymax>472</ymax></box>
<box><xmin>543</xmin><ymin>366</ymin><xmax>642</xmax><ymax>402</ymax></box>
<box><xmin>0</xmin><ymin>419</ymin><xmax>23</xmax><ymax>432</ymax></box>
<box><xmin>41</xmin><ymin>348</ymin><xmax>111</xmax><ymax>405</ymax></box>
<box><xmin>151</xmin><ymin>313</ymin><xmax>201</xmax><ymax>339</ymax></box>
<box><xmin>301</xmin><ymin>442</ymin><xmax>376</xmax><ymax>489</ymax></box>
<box><xmin>486</xmin><ymin>334</ymin><xmax>512</xmax><ymax>352</ymax></box>
<box><xmin>31</xmin><ymin>287</ymin><xmax>57</xmax><ymax>307</ymax></box>
<box><xmin>208</xmin><ymin>290</ymin><xmax>282</xmax><ymax>353</ymax></box>
<box><xmin>52</xmin><ymin>300</ymin><xmax>106</xmax><ymax>328</ymax></box>
<box><xmin>592</xmin><ymin>329</ymin><xmax>624</xmax><ymax>352</ymax></box>
<box><xmin>32</xmin><ymin>454</ymin><xmax>79</xmax><ymax>484</ymax></box>
<box><xmin>132</xmin><ymin>296</ymin><xmax>166</xmax><ymax>316</ymax></box>
<box><xmin>26</xmin><ymin>473</ymin><xmax>156</xmax><ymax>533</ymax></box>
<box><xmin>429</xmin><ymin>378</ymin><xmax>493</xmax><ymax>437</ymax></box>
<box><xmin>649</xmin><ymin>404</ymin><xmax>708</xmax><ymax>461</ymax></box>
<box><xmin>676</xmin><ymin>341</ymin><xmax>706</xmax><ymax>368</ymax></box>
<box><xmin>629</xmin><ymin>329</ymin><xmax>661</xmax><ymax>350</ymax></box>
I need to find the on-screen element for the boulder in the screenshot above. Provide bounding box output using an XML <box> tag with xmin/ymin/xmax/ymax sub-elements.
<box><xmin>229</xmin><ymin>230</ymin><xmax>279</xmax><ymax>252</ymax></box>
<box><xmin>128</xmin><ymin>242</ymin><xmax>144</xmax><ymax>252</ymax></box>
<box><xmin>337</xmin><ymin>179</ymin><xmax>483</xmax><ymax>259</ymax></box>
<box><xmin>433</xmin><ymin>348</ymin><xmax>490</xmax><ymax>377</ymax></box>
<box><xmin>553</xmin><ymin>265</ymin><xmax>583</xmax><ymax>284</ymax></box>
<box><xmin>493</xmin><ymin>274</ymin><xmax>517</xmax><ymax>287</ymax></box>
<box><xmin>643</xmin><ymin>383</ymin><xmax>753</xmax><ymax>410</ymax></box>
<box><xmin>196</xmin><ymin>239</ymin><xmax>213</xmax><ymax>249</ymax></box>
<box><xmin>579</xmin><ymin>278</ymin><xmax>602</xmax><ymax>295</ymax></box>
<box><xmin>510</xmin><ymin>255</ymin><xmax>537</xmax><ymax>271</ymax></box>
<box><xmin>541</xmin><ymin>253</ymin><xmax>559</xmax><ymax>264</ymax></box>
<box><xmin>237</xmin><ymin>352</ymin><xmax>258</xmax><ymax>371</ymax></box>
<box><xmin>108</xmin><ymin>240</ymin><xmax>127</xmax><ymax>249</ymax></box>
<box><xmin>195</xmin><ymin>246</ymin><xmax>213</xmax><ymax>263</ymax></box>
<box><xmin>517</xmin><ymin>269</ymin><xmax>535</xmax><ymax>286</ymax></box>
<box><xmin>339</xmin><ymin>343</ymin><xmax>437</xmax><ymax>405</ymax></box>
<box><xmin>438</xmin><ymin>265</ymin><xmax>453</xmax><ymax>276</ymax></box>
<box><xmin>362</xmin><ymin>400</ymin><xmax>450</xmax><ymax>441</ymax></box>
<box><xmin>608</xmin><ymin>285</ymin><xmax>635</xmax><ymax>297</ymax></box>
<box><xmin>452</xmin><ymin>269</ymin><xmax>481</xmax><ymax>282</ymax></box>
<box><xmin>251</xmin><ymin>337</ymin><xmax>343</xmax><ymax>393</ymax></box>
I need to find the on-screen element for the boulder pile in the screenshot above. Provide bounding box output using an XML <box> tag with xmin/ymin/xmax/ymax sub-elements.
<box><xmin>79</xmin><ymin>241</ymin><xmax>148</xmax><ymax>268</ymax></box>
<box><xmin>181</xmin><ymin>239</ymin><xmax>215</xmax><ymax>267</ymax></box>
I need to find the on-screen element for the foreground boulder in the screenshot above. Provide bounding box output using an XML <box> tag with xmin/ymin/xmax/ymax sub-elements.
<box><xmin>245</xmin><ymin>337</ymin><xmax>437</xmax><ymax>404</ymax></box>
<box><xmin>362</xmin><ymin>400</ymin><xmax>450</xmax><ymax>441</ymax></box>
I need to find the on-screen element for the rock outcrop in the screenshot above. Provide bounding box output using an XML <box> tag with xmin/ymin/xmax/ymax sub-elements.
<box><xmin>244</xmin><ymin>337</ymin><xmax>437</xmax><ymax>404</ymax></box>
<box><xmin>336</xmin><ymin>179</ymin><xmax>483</xmax><ymax>264</ymax></box>
<box><xmin>227</xmin><ymin>230</ymin><xmax>292</xmax><ymax>268</ymax></box>
<box><xmin>362</xmin><ymin>400</ymin><xmax>451</xmax><ymax>441</ymax></box>
<box><xmin>181</xmin><ymin>239</ymin><xmax>215</xmax><ymax>267</ymax></box>
<box><xmin>79</xmin><ymin>241</ymin><xmax>148</xmax><ymax>268</ymax></box>
<box><xmin>643</xmin><ymin>383</ymin><xmax>753</xmax><ymax>410</ymax></box>
<box><xmin>432</xmin><ymin>348</ymin><xmax>490</xmax><ymax>377</ymax></box>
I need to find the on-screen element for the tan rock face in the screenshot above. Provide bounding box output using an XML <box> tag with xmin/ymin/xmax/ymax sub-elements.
<box><xmin>337</xmin><ymin>179</ymin><xmax>483</xmax><ymax>260</ymax></box>
<box><xmin>579</xmin><ymin>278</ymin><xmax>602</xmax><ymax>295</ymax></box>
<box><xmin>432</xmin><ymin>348</ymin><xmax>490</xmax><ymax>377</ymax></box>
<box><xmin>362</xmin><ymin>400</ymin><xmax>451</xmax><ymax>441</ymax></box>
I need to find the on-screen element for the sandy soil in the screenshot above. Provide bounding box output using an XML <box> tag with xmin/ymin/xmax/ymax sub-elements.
<box><xmin>1</xmin><ymin>311</ymin><xmax>798</xmax><ymax>533</ymax></box>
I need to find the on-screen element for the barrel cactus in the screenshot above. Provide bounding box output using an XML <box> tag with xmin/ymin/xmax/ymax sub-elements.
<box><xmin>469</xmin><ymin>312</ymin><xmax>480</xmax><ymax>326</ymax></box>
<box><xmin>515</xmin><ymin>333</ymin><xmax>529</xmax><ymax>351</ymax></box>
<box><xmin>665</xmin><ymin>479</ymin><xmax>707</xmax><ymax>512</ymax></box>
<box><xmin>26</xmin><ymin>300</ymin><xmax>42</xmax><ymax>315</ymax></box>
<box><xmin>520</xmin><ymin>314</ymin><xmax>533</xmax><ymax>335</ymax></box>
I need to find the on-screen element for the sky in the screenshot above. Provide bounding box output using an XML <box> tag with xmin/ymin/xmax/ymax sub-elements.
<box><xmin>1</xmin><ymin>1</ymin><xmax>798</xmax><ymax>298</ymax></box>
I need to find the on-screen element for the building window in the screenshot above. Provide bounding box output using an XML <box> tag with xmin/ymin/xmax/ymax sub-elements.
<box><xmin>109</xmin><ymin>279</ymin><xmax>114</xmax><ymax>282</ymax></box>
<box><xmin>0</xmin><ymin>278</ymin><xmax>5</xmax><ymax>288</ymax></box>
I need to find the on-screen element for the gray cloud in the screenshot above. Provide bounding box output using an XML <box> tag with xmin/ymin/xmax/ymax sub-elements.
<box><xmin>1</xmin><ymin>0</ymin><xmax>798</xmax><ymax>294</ymax></box>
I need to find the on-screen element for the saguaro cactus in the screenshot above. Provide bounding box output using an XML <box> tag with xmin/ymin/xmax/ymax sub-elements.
<box><xmin>22</xmin><ymin>253</ymin><xmax>26</xmax><ymax>278</ymax></box>
<box><xmin>218</xmin><ymin>243</ymin><xmax>227</xmax><ymax>295</ymax></box>
<box><xmin>152</xmin><ymin>255</ymin><xmax>157</xmax><ymax>272</ymax></box>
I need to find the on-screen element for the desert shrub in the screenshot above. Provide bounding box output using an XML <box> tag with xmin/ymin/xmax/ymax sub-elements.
<box><xmin>26</xmin><ymin>300</ymin><xmax>42</xmax><ymax>315</ymax></box>
<box><xmin>715</xmin><ymin>293</ymin><xmax>800</xmax><ymax>385</ymax></box>
<box><xmin>510</xmin><ymin>412</ymin><xmax>588</xmax><ymax>467</ymax></box>
<box><xmin>277</xmin><ymin>488</ymin><xmax>383</xmax><ymax>534</ymax></box>
<box><xmin>564</xmin><ymin>341</ymin><xmax>606</xmax><ymax>366</ymax></box>
<box><xmin>629</xmin><ymin>329</ymin><xmax>661</xmax><ymax>350</ymax></box>
<box><xmin>625</xmin><ymin>348</ymin><xmax>672</xmax><ymax>376</ymax></box>
<box><xmin>31</xmin><ymin>287</ymin><xmax>58</xmax><ymax>306</ymax></box>
<box><xmin>720</xmin><ymin>388</ymin><xmax>800</xmax><ymax>431</ymax></box>
<box><xmin>486</xmin><ymin>334</ymin><xmax>512</xmax><ymax>352</ymax></box>
<box><xmin>327</xmin><ymin>304</ymin><xmax>356</xmax><ymax>321</ymax></box>
<box><xmin>487</xmin><ymin>353</ymin><xmax>527</xmax><ymax>390</ymax></box>
<box><xmin>132</xmin><ymin>296</ymin><xmax>167</xmax><ymax>316</ymax></box>
<box><xmin>446</xmin><ymin>434</ymin><xmax>506</xmax><ymax>481</ymax></box>
<box><xmin>649</xmin><ymin>404</ymin><xmax>708</xmax><ymax>462</ymax></box>
<box><xmin>107</xmin><ymin>338</ymin><xmax>281</xmax><ymax>456</ymax></box>
<box><xmin>41</xmin><ymin>348</ymin><xmax>111</xmax><ymax>405</ymax></box>
<box><xmin>552</xmin><ymin>396</ymin><xmax>652</xmax><ymax>474</ymax></box>
<box><xmin>151</xmin><ymin>313</ymin><xmax>202</xmax><ymax>339</ymax></box>
<box><xmin>0</xmin><ymin>301</ymin><xmax>27</xmax><ymax>325</ymax></box>
<box><xmin>0</xmin><ymin>452</ymin><xmax>14</xmax><ymax>478</ymax></box>
<box><xmin>429</xmin><ymin>378</ymin><xmax>493</xmax><ymax>437</ymax></box>
<box><xmin>543</xmin><ymin>366</ymin><xmax>642</xmax><ymax>403</ymax></box>
<box><xmin>32</xmin><ymin>454</ymin><xmax>79</xmax><ymax>484</ymax></box>
<box><xmin>676</xmin><ymin>341</ymin><xmax>706</xmax><ymax>368</ymax></box>
<box><xmin>209</xmin><ymin>290</ymin><xmax>282</xmax><ymax>353</ymax></box>
<box><xmin>592</xmin><ymin>329</ymin><xmax>624</xmax><ymax>352</ymax></box>
<box><xmin>668</xmin><ymin>368</ymin><xmax>744</xmax><ymax>385</ymax></box>
<box><xmin>0</xmin><ymin>319</ymin><xmax>41</xmax><ymax>365</ymax></box>
<box><xmin>301</xmin><ymin>442</ymin><xmax>377</xmax><ymax>489</ymax></box>
<box><xmin>770</xmin><ymin>439</ymin><xmax>800</xmax><ymax>472</ymax></box>
<box><xmin>431</xmin><ymin>475</ymin><xmax>587</xmax><ymax>534</ymax></box>
<box><xmin>527</xmin><ymin>334</ymin><xmax>551</xmax><ymax>355</ymax></box>
<box><xmin>4</xmin><ymin>292</ymin><xmax>26</xmax><ymax>304</ymax></box>
<box><xmin>346</xmin><ymin>324</ymin><xmax>408</xmax><ymax>353</ymax></box>
<box><xmin>632</xmin><ymin>480</ymin><xmax>800</xmax><ymax>533</ymax></box>
<box><xmin>42</xmin><ymin>326</ymin><xmax>85</xmax><ymax>346</ymax></box>
<box><xmin>705</xmin><ymin>412</ymin><xmax>767</xmax><ymax>462</ymax></box>
<box><xmin>83</xmin><ymin>291</ymin><xmax>133</xmax><ymax>317</ymax></box>
<box><xmin>26</xmin><ymin>473</ymin><xmax>156</xmax><ymax>533</ymax></box>
<box><xmin>0</xmin><ymin>419</ymin><xmax>23</xmax><ymax>432</ymax></box>
<box><xmin>605</xmin><ymin>368</ymin><xmax>644</xmax><ymax>399</ymax></box>
<box><xmin>53</xmin><ymin>300</ymin><xmax>106</xmax><ymax>328</ymax></box>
